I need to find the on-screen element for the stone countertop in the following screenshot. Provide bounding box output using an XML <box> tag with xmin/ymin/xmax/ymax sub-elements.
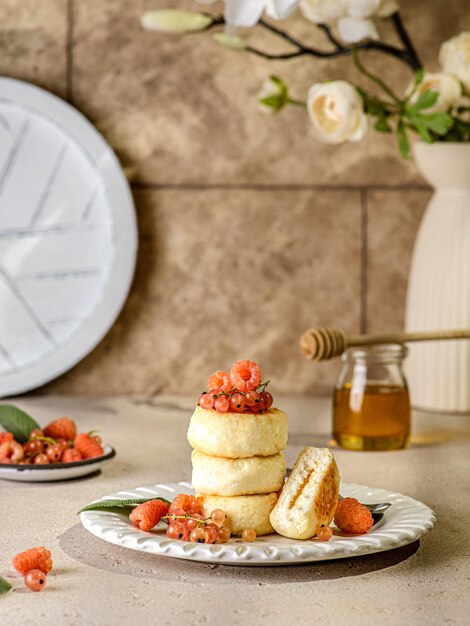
<box><xmin>1</xmin><ymin>395</ymin><xmax>469</xmax><ymax>626</ymax></box>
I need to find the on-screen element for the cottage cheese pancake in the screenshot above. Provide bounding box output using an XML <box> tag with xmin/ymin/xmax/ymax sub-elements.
<box><xmin>192</xmin><ymin>450</ymin><xmax>286</xmax><ymax>496</ymax></box>
<box><xmin>187</xmin><ymin>405</ymin><xmax>288</xmax><ymax>459</ymax></box>
<box><xmin>197</xmin><ymin>492</ymin><xmax>279</xmax><ymax>536</ymax></box>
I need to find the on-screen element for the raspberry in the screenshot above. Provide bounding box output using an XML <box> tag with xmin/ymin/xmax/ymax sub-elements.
<box><xmin>43</xmin><ymin>417</ymin><xmax>77</xmax><ymax>441</ymax></box>
<box><xmin>12</xmin><ymin>546</ymin><xmax>52</xmax><ymax>575</ymax></box>
<box><xmin>168</xmin><ymin>494</ymin><xmax>203</xmax><ymax>517</ymax></box>
<box><xmin>62</xmin><ymin>448</ymin><xmax>82</xmax><ymax>463</ymax></box>
<box><xmin>130</xmin><ymin>500</ymin><xmax>169</xmax><ymax>532</ymax></box>
<box><xmin>74</xmin><ymin>433</ymin><xmax>104</xmax><ymax>459</ymax></box>
<box><xmin>0</xmin><ymin>432</ymin><xmax>14</xmax><ymax>445</ymax></box>
<box><xmin>334</xmin><ymin>497</ymin><xmax>373</xmax><ymax>534</ymax></box>
<box><xmin>230</xmin><ymin>360</ymin><xmax>262</xmax><ymax>392</ymax></box>
<box><xmin>207</xmin><ymin>371</ymin><xmax>231</xmax><ymax>392</ymax></box>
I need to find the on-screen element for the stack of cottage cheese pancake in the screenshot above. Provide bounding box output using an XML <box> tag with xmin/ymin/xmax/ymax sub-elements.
<box><xmin>188</xmin><ymin>404</ymin><xmax>288</xmax><ymax>536</ymax></box>
<box><xmin>187</xmin><ymin>361</ymin><xmax>288</xmax><ymax>536</ymax></box>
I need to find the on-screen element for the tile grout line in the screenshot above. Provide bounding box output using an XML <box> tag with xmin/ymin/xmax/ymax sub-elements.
<box><xmin>66</xmin><ymin>0</ymin><xmax>74</xmax><ymax>103</ymax></box>
<box><xmin>130</xmin><ymin>182</ymin><xmax>430</xmax><ymax>192</ymax></box>
<box><xmin>360</xmin><ymin>188</ymin><xmax>368</xmax><ymax>334</ymax></box>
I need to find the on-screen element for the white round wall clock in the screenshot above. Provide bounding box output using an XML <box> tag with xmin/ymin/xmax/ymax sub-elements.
<box><xmin>0</xmin><ymin>78</ymin><xmax>137</xmax><ymax>397</ymax></box>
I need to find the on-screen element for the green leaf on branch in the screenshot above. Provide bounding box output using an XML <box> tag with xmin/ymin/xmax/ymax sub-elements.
<box><xmin>212</xmin><ymin>33</ymin><xmax>246</xmax><ymax>51</ymax></box>
<box><xmin>77</xmin><ymin>497</ymin><xmax>171</xmax><ymax>515</ymax></box>
<box><xmin>413</xmin><ymin>68</ymin><xmax>424</xmax><ymax>88</ymax></box>
<box><xmin>397</xmin><ymin>121</ymin><xmax>410</xmax><ymax>159</ymax></box>
<box><xmin>141</xmin><ymin>10</ymin><xmax>214</xmax><ymax>34</ymax></box>
<box><xmin>408</xmin><ymin>111</ymin><xmax>453</xmax><ymax>137</ymax></box>
<box><xmin>0</xmin><ymin>575</ymin><xmax>12</xmax><ymax>595</ymax></box>
<box><xmin>259</xmin><ymin>94</ymin><xmax>285</xmax><ymax>112</ymax></box>
<box><xmin>408</xmin><ymin>89</ymin><xmax>439</xmax><ymax>113</ymax></box>
<box><xmin>0</xmin><ymin>405</ymin><xmax>40</xmax><ymax>443</ymax></box>
<box><xmin>374</xmin><ymin>115</ymin><xmax>392</xmax><ymax>133</ymax></box>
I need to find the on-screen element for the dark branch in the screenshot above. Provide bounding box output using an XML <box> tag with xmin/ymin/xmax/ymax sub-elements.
<box><xmin>390</xmin><ymin>12</ymin><xmax>422</xmax><ymax>70</ymax></box>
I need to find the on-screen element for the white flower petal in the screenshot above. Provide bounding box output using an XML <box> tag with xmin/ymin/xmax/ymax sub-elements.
<box><xmin>266</xmin><ymin>0</ymin><xmax>301</xmax><ymax>20</ymax></box>
<box><xmin>440</xmin><ymin>32</ymin><xmax>470</xmax><ymax>95</ymax></box>
<box><xmin>337</xmin><ymin>16</ymin><xmax>379</xmax><ymax>42</ymax></box>
<box><xmin>346</xmin><ymin>0</ymin><xmax>381</xmax><ymax>18</ymax></box>
<box><xmin>376</xmin><ymin>0</ymin><xmax>399</xmax><ymax>17</ymax></box>
<box><xmin>224</xmin><ymin>0</ymin><xmax>267</xmax><ymax>27</ymax></box>
<box><xmin>299</xmin><ymin>0</ymin><xmax>347</xmax><ymax>24</ymax></box>
<box><xmin>408</xmin><ymin>72</ymin><xmax>462</xmax><ymax>112</ymax></box>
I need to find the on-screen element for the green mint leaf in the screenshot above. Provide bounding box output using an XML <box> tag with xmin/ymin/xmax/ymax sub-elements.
<box><xmin>0</xmin><ymin>575</ymin><xmax>12</xmax><ymax>595</ymax></box>
<box><xmin>77</xmin><ymin>497</ymin><xmax>171</xmax><ymax>515</ymax></box>
<box><xmin>0</xmin><ymin>405</ymin><xmax>40</xmax><ymax>443</ymax></box>
<box><xmin>397</xmin><ymin>121</ymin><xmax>410</xmax><ymax>159</ymax></box>
<box><xmin>409</xmin><ymin>89</ymin><xmax>439</xmax><ymax>112</ymax></box>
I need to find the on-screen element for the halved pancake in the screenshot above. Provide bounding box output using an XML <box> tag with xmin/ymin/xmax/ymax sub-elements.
<box><xmin>269</xmin><ymin>447</ymin><xmax>340</xmax><ymax>540</ymax></box>
<box><xmin>197</xmin><ymin>492</ymin><xmax>278</xmax><ymax>536</ymax></box>
<box><xmin>187</xmin><ymin>405</ymin><xmax>288</xmax><ymax>458</ymax></box>
<box><xmin>192</xmin><ymin>450</ymin><xmax>286</xmax><ymax>496</ymax></box>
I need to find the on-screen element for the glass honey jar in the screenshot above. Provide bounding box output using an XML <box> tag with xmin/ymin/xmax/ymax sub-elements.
<box><xmin>333</xmin><ymin>344</ymin><xmax>411</xmax><ymax>451</ymax></box>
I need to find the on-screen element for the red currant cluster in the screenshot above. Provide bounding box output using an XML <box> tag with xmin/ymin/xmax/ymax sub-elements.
<box><xmin>0</xmin><ymin>418</ymin><xmax>104</xmax><ymax>465</ymax></box>
<box><xmin>197</xmin><ymin>360</ymin><xmax>274</xmax><ymax>414</ymax></box>
<box><xmin>129</xmin><ymin>494</ymin><xmax>258</xmax><ymax>544</ymax></box>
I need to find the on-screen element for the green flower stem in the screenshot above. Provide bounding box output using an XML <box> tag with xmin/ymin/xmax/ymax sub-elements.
<box><xmin>352</xmin><ymin>48</ymin><xmax>401</xmax><ymax>105</ymax></box>
<box><xmin>287</xmin><ymin>98</ymin><xmax>306</xmax><ymax>108</ymax></box>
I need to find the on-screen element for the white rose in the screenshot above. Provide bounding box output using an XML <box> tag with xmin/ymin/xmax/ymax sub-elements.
<box><xmin>346</xmin><ymin>0</ymin><xmax>398</xmax><ymax>18</ymax></box>
<box><xmin>408</xmin><ymin>72</ymin><xmax>462</xmax><ymax>112</ymax></box>
<box><xmin>439</xmin><ymin>32</ymin><xmax>470</xmax><ymax>94</ymax></box>
<box><xmin>337</xmin><ymin>16</ymin><xmax>378</xmax><ymax>42</ymax></box>
<box><xmin>307</xmin><ymin>81</ymin><xmax>368</xmax><ymax>144</ymax></box>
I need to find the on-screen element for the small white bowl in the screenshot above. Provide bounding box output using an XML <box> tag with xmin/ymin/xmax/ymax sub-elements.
<box><xmin>0</xmin><ymin>443</ymin><xmax>116</xmax><ymax>482</ymax></box>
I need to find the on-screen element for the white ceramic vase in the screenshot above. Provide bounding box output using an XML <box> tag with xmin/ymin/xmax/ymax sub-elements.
<box><xmin>405</xmin><ymin>142</ymin><xmax>470</xmax><ymax>413</ymax></box>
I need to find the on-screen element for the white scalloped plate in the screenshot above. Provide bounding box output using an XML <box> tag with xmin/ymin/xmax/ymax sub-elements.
<box><xmin>80</xmin><ymin>481</ymin><xmax>436</xmax><ymax>566</ymax></box>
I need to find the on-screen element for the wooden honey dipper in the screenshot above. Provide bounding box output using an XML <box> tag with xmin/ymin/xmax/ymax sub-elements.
<box><xmin>300</xmin><ymin>327</ymin><xmax>470</xmax><ymax>361</ymax></box>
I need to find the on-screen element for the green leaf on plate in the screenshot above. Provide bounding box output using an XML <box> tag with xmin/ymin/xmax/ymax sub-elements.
<box><xmin>0</xmin><ymin>575</ymin><xmax>12</xmax><ymax>596</ymax></box>
<box><xmin>77</xmin><ymin>496</ymin><xmax>171</xmax><ymax>515</ymax></box>
<box><xmin>0</xmin><ymin>405</ymin><xmax>40</xmax><ymax>443</ymax></box>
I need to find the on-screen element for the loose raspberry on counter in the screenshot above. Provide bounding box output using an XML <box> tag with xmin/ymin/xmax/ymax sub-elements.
<box><xmin>130</xmin><ymin>499</ymin><xmax>170</xmax><ymax>532</ymax></box>
<box><xmin>12</xmin><ymin>546</ymin><xmax>53</xmax><ymax>575</ymax></box>
<box><xmin>334</xmin><ymin>497</ymin><xmax>373</xmax><ymax>534</ymax></box>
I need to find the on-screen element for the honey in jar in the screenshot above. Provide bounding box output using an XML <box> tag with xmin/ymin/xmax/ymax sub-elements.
<box><xmin>333</xmin><ymin>344</ymin><xmax>411</xmax><ymax>451</ymax></box>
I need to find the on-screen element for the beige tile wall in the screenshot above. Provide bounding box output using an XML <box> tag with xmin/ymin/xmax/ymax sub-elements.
<box><xmin>2</xmin><ymin>0</ymin><xmax>468</xmax><ymax>395</ymax></box>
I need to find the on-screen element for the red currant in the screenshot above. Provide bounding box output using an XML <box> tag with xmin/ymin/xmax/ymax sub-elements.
<box><xmin>259</xmin><ymin>391</ymin><xmax>273</xmax><ymax>409</ymax></box>
<box><xmin>23</xmin><ymin>440</ymin><xmax>43</xmax><ymax>456</ymax></box>
<box><xmin>242</xmin><ymin>528</ymin><xmax>256</xmax><ymax>543</ymax></box>
<box><xmin>166</xmin><ymin>521</ymin><xmax>189</xmax><ymax>541</ymax></box>
<box><xmin>203</xmin><ymin>524</ymin><xmax>219</xmax><ymax>544</ymax></box>
<box><xmin>229</xmin><ymin>393</ymin><xmax>246</xmax><ymax>412</ymax></box>
<box><xmin>190</xmin><ymin>527</ymin><xmax>206</xmax><ymax>543</ymax></box>
<box><xmin>207</xmin><ymin>388</ymin><xmax>222</xmax><ymax>400</ymax></box>
<box><xmin>244</xmin><ymin>391</ymin><xmax>260</xmax><ymax>409</ymax></box>
<box><xmin>317</xmin><ymin>526</ymin><xmax>333</xmax><ymax>542</ymax></box>
<box><xmin>46</xmin><ymin>444</ymin><xmax>62</xmax><ymax>463</ymax></box>
<box><xmin>210</xmin><ymin>509</ymin><xmax>226</xmax><ymax>527</ymax></box>
<box><xmin>34</xmin><ymin>453</ymin><xmax>50</xmax><ymax>465</ymax></box>
<box><xmin>214</xmin><ymin>396</ymin><xmax>229</xmax><ymax>413</ymax></box>
<box><xmin>186</xmin><ymin>514</ymin><xmax>204</xmax><ymax>532</ymax></box>
<box><xmin>24</xmin><ymin>569</ymin><xmax>47</xmax><ymax>592</ymax></box>
<box><xmin>198</xmin><ymin>393</ymin><xmax>214</xmax><ymax>410</ymax></box>
<box><xmin>215</xmin><ymin>525</ymin><xmax>231</xmax><ymax>544</ymax></box>
<box><xmin>29</xmin><ymin>429</ymin><xmax>44</xmax><ymax>441</ymax></box>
